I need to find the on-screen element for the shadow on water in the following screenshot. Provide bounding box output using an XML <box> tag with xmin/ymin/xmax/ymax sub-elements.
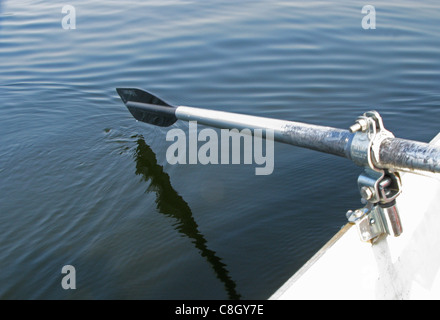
<box><xmin>133</xmin><ymin>136</ymin><xmax>241</xmax><ymax>300</ymax></box>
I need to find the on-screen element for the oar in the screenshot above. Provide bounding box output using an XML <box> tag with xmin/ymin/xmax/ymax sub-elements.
<box><xmin>116</xmin><ymin>88</ymin><xmax>440</xmax><ymax>174</ymax></box>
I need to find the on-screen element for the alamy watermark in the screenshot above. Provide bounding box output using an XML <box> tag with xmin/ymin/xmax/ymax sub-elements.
<box><xmin>165</xmin><ymin>122</ymin><xmax>275</xmax><ymax>175</ymax></box>
<box><xmin>61</xmin><ymin>5</ymin><xmax>76</xmax><ymax>30</ymax></box>
<box><xmin>61</xmin><ymin>265</ymin><xmax>76</xmax><ymax>290</ymax></box>
<box><xmin>362</xmin><ymin>5</ymin><xmax>376</xmax><ymax>29</ymax></box>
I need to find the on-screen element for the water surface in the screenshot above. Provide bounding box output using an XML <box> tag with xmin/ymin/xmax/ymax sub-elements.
<box><xmin>1</xmin><ymin>0</ymin><xmax>439</xmax><ymax>299</ymax></box>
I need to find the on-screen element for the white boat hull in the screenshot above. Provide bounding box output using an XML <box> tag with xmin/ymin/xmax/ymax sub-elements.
<box><xmin>271</xmin><ymin>133</ymin><xmax>440</xmax><ymax>300</ymax></box>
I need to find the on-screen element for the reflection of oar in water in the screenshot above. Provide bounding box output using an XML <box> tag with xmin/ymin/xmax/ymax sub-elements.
<box><xmin>133</xmin><ymin>137</ymin><xmax>241</xmax><ymax>300</ymax></box>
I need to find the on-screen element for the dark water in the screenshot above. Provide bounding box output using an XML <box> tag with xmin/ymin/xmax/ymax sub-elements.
<box><xmin>1</xmin><ymin>0</ymin><xmax>439</xmax><ymax>299</ymax></box>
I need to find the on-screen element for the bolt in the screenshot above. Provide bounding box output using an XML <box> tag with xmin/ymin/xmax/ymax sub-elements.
<box><xmin>349</xmin><ymin>123</ymin><xmax>362</xmax><ymax>133</ymax></box>
<box><xmin>349</xmin><ymin>118</ymin><xmax>369</xmax><ymax>133</ymax></box>
<box><xmin>360</xmin><ymin>186</ymin><xmax>374</xmax><ymax>200</ymax></box>
<box><xmin>354</xmin><ymin>209</ymin><xmax>364</xmax><ymax>218</ymax></box>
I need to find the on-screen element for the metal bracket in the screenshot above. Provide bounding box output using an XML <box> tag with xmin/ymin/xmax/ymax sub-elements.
<box><xmin>346</xmin><ymin>204</ymin><xmax>385</xmax><ymax>242</ymax></box>
<box><xmin>347</xmin><ymin>111</ymin><xmax>403</xmax><ymax>243</ymax></box>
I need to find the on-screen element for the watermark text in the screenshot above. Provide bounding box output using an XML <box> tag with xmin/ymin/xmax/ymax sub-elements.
<box><xmin>61</xmin><ymin>265</ymin><xmax>76</xmax><ymax>289</ymax></box>
<box><xmin>362</xmin><ymin>5</ymin><xmax>376</xmax><ymax>29</ymax></box>
<box><xmin>166</xmin><ymin>122</ymin><xmax>275</xmax><ymax>175</ymax></box>
<box><xmin>61</xmin><ymin>5</ymin><xmax>76</xmax><ymax>30</ymax></box>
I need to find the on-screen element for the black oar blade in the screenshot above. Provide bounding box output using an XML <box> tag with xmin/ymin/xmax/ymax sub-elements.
<box><xmin>116</xmin><ymin>88</ymin><xmax>177</xmax><ymax>127</ymax></box>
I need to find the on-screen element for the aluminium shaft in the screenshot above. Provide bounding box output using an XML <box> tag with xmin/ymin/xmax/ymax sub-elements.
<box><xmin>175</xmin><ymin>106</ymin><xmax>440</xmax><ymax>174</ymax></box>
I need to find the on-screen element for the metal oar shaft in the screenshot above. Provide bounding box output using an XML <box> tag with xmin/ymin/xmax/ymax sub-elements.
<box><xmin>379</xmin><ymin>137</ymin><xmax>440</xmax><ymax>174</ymax></box>
<box><xmin>175</xmin><ymin>106</ymin><xmax>352</xmax><ymax>158</ymax></box>
<box><xmin>176</xmin><ymin>106</ymin><xmax>440</xmax><ymax>174</ymax></box>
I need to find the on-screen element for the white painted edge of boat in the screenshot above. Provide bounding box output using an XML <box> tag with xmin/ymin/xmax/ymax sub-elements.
<box><xmin>270</xmin><ymin>132</ymin><xmax>440</xmax><ymax>300</ymax></box>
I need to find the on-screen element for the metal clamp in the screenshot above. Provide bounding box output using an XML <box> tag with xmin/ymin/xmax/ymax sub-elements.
<box><xmin>347</xmin><ymin>111</ymin><xmax>403</xmax><ymax>242</ymax></box>
<box><xmin>349</xmin><ymin>111</ymin><xmax>394</xmax><ymax>168</ymax></box>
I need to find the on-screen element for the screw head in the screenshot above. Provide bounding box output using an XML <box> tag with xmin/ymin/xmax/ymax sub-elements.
<box><xmin>360</xmin><ymin>186</ymin><xmax>374</xmax><ymax>200</ymax></box>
